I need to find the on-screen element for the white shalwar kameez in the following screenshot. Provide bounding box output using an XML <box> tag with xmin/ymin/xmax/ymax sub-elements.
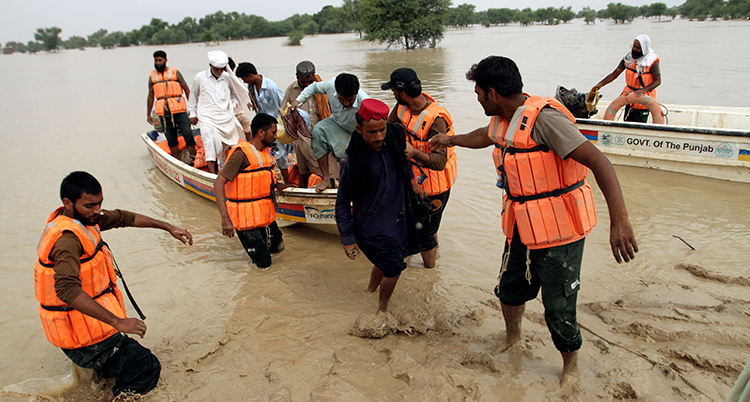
<box><xmin>188</xmin><ymin>69</ymin><xmax>243</xmax><ymax>168</ymax></box>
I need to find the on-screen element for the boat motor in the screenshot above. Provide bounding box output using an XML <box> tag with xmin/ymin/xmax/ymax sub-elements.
<box><xmin>555</xmin><ymin>85</ymin><xmax>598</xmax><ymax>119</ymax></box>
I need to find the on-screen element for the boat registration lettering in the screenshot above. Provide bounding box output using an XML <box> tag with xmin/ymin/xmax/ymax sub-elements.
<box><xmin>154</xmin><ymin>154</ymin><xmax>185</xmax><ymax>185</ymax></box>
<box><xmin>304</xmin><ymin>206</ymin><xmax>336</xmax><ymax>224</ymax></box>
<box><xmin>600</xmin><ymin>133</ymin><xmax>737</xmax><ymax>159</ymax></box>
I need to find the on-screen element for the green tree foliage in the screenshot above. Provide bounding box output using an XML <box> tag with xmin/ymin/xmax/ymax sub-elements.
<box><xmin>34</xmin><ymin>27</ymin><xmax>62</xmax><ymax>51</ymax></box>
<box><xmin>87</xmin><ymin>29</ymin><xmax>108</xmax><ymax>47</ymax></box>
<box><xmin>26</xmin><ymin>40</ymin><xmax>42</xmax><ymax>54</ymax></box>
<box><xmin>359</xmin><ymin>0</ymin><xmax>450</xmax><ymax>49</ymax></box>
<box><xmin>99</xmin><ymin>32</ymin><xmax>121</xmax><ymax>49</ymax></box>
<box><xmin>535</xmin><ymin>7</ymin><xmax>561</xmax><ymax>24</ymax></box>
<box><xmin>342</xmin><ymin>0</ymin><xmax>365</xmax><ymax>37</ymax></box>
<box><xmin>286</xmin><ymin>30</ymin><xmax>304</xmax><ymax>46</ymax></box>
<box><xmin>606</xmin><ymin>2</ymin><xmax>637</xmax><ymax>23</ymax></box>
<box><xmin>579</xmin><ymin>6</ymin><xmax>597</xmax><ymax>23</ymax></box>
<box><xmin>559</xmin><ymin>6</ymin><xmax>576</xmax><ymax>22</ymax></box>
<box><xmin>446</xmin><ymin>3</ymin><xmax>476</xmax><ymax>28</ymax></box>
<box><xmin>3</xmin><ymin>41</ymin><xmax>27</xmax><ymax>54</ymax></box>
<box><xmin>62</xmin><ymin>36</ymin><xmax>88</xmax><ymax>49</ymax></box>
<box><xmin>647</xmin><ymin>2</ymin><xmax>668</xmax><ymax>19</ymax></box>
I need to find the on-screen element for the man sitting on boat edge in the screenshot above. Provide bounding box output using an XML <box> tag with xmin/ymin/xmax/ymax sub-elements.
<box><xmin>214</xmin><ymin>113</ymin><xmax>290</xmax><ymax>268</ymax></box>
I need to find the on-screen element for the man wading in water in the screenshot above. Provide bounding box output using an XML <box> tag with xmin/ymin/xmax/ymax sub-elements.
<box><xmin>431</xmin><ymin>56</ymin><xmax>638</xmax><ymax>385</ymax></box>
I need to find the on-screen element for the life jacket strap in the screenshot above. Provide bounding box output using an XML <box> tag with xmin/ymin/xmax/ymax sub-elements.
<box><xmin>506</xmin><ymin>179</ymin><xmax>585</xmax><ymax>203</ymax></box>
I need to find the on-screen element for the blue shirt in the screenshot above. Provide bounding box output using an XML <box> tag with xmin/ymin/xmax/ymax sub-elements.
<box><xmin>253</xmin><ymin>75</ymin><xmax>284</xmax><ymax>118</ymax></box>
<box><xmin>295</xmin><ymin>78</ymin><xmax>369</xmax><ymax>134</ymax></box>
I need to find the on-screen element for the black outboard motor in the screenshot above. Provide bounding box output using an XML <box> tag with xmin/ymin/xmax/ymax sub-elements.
<box><xmin>555</xmin><ymin>85</ymin><xmax>598</xmax><ymax>119</ymax></box>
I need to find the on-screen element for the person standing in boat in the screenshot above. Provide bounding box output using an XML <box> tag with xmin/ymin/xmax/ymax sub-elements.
<box><xmin>336</xmin><ymin>99</ymin><xmax>422</xmax><ymax>314</ymax></box>
<box><xmin>290</xmin><ymin>73</ymin><xmax>370</xmax><ymax>193</ymax></box>
<box><xmin>592</xmin><ymin>34</ymin><xmax>661</xmax><ymax>123</ymax></box>
<box><xmin>235</xmin><ymin>62</ymin><xmax>293</xmax><ymax>185</ymax></box>
<box><xmin>34</xmin><ymin>171</ymin><xmax>193</xmax><ymax>401</ymax></box>
<box><xmin>187</xmin><ymin>50</ymin><xmax>250</xmax><ymax>173</ymax></box>
<box><xmin>382</xmin><ymin>68</ymin><xmax>457</xmax><ymax>269</ymax></box>
<box><xmin>147</xmin><ymin>50</ymin><xmax>197</xmax><ymax>164</ymax></box>
<box><xmin>214</xmin><ymin>113</ymin><xmax>286</xmax><ymax>269</ymax></box>
<box><xmin>282</xmin><ymin>61</ymin><xmax>338</xmax><ymax>188</ymax></box>
<box><xmin>430</xmin><ymin>56</ymin><xmax>638</xmax><ymax>385</ymax></box>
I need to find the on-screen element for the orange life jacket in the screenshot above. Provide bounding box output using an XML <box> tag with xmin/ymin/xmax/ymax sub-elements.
<box><xmin>488</xmin><ymin>96</ymin><xmax>597</xmax><ymax>249</ymax></box>
<box><xmin>622</xmin><ymin>57</ymin><xmax>659</xmax><ymax>110</ymax></box>
<box><xmin>151</xmin><ymin>68</ymin><xmax>187</xmax><ymax>116</ymax></box>
<box><xmin>396</xmin><ymin>93</ymin><xmax>458</xmax><ymax>196</ymax></box>
<box><xmin>34</xmin><ymin>207</ymin><xmax>126</xmax><ymax>349</ymax></box>
<box><xmin>224</xmin><ymin>142</ymin><xmax>277</xmax><ymax>230</ymax></box>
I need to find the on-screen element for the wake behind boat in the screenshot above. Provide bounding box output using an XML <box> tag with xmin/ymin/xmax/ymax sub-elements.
<box><xmin>141</xmin><ymin>133</ymin><xmax>338</xmax><ymax>233</ymax></box>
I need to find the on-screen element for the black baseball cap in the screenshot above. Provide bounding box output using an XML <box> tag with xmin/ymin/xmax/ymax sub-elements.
<box><xmin>381</xmin><ymin>68</ymin><xmax>421</xmax><ymax>90</ymax></box>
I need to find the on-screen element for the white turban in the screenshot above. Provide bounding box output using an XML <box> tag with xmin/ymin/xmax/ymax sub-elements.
<box><xmin>207</xmin><ymin>50</ymin><xmax>228</xmax><ymax>68</ymax></box>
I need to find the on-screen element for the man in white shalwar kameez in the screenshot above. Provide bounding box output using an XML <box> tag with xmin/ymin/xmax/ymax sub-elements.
<box><xmin>188</xmin><ymin>51</ymin><xmax>251</xmax><ymax>173</ymax></box>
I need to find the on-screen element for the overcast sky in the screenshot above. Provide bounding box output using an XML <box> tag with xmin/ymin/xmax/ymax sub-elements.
<box><xmin>2</xmin><ymin>0</ymin><xmax>683</xmax><ymax>43</ymax></box>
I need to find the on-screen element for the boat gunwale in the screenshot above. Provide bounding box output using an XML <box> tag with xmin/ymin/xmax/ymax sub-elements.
<box><xmin>576</xmin><ymin>119</ymin><xmax>750</xmax><ymax>138</ymax></box>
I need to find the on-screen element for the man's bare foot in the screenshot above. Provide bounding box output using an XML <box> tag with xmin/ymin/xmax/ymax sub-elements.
<box><xmin>315</xmin><ymin>178</ymin><xmax>331</xmax><ymax>193</ymax></box>
<box><xmin>561</xmin><ymin>351</ymin><xmax>580</xmax><ymax>387</ymax></box>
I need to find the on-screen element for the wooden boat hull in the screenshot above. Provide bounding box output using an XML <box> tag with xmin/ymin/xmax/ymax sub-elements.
<box><xmin>142</xmin><ymin>133</ymin><xmax>338</xmax><ymax>233</ymax></box>
<box><xmin>578</xmin><ymin>102</ymin><xmax>750</xmax><ymax>183</ymax></box>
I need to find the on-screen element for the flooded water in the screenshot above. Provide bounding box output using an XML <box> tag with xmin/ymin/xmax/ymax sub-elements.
<box><xmin>1</xmin><ymin>17</ymin><xmax>750</xmax><ymax>401</ymax></box>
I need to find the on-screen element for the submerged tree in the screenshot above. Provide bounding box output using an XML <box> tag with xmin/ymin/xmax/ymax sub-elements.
<box><xmin>360</xmin><ymin>0</ymin><xmax>450</xmax><ymax>49</ymax></box>
<box><xmin>34</xmin><ymin>27</ymin><xmax>62</xmax><ymax>51</ymax></box>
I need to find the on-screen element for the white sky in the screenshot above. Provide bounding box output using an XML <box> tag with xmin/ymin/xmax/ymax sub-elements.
<box><xmin>1</xmin><ymin>0</ymin><xmax>683</xmax><ymax>43</ymax></box>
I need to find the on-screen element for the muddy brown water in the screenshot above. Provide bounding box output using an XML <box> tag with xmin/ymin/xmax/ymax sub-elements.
<box><xmin>1</xmin><ymin>18</ymin><xmax>750</xmax><ymax>401</ymax></box>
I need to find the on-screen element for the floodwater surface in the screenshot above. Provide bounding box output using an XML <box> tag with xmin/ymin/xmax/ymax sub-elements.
<box><xmin>1</xmin><ymin>17</ymin><xmax>749</xmax><ymax>401</ymax></box>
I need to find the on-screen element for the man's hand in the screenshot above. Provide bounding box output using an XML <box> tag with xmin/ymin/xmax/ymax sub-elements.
<box><xmin>167</xmin><ymin>225</ymin><xmax>193</xmax><ymax>245</ymax></box>
<box><xmin>147</xmin><ymin>115</ymin><xmax>154</xmax><ymax>125</ymax></box>
<box><xmin>276</xmin><ymin>183</ymin><xmax>296</xmax><ymax>192</ymax></box>
<box><xmin>634</xmin><ymin>89</ymin><xmax>646</xmax><ymax>97</ymax></box>
<box><xmin>404</xmin><ymin>142</ymin><xmax>418</xmax><ymax>160</ymax></box>
<box><xmin>221</xmin><ymin>217</ymin><xmax>234</xmax><ymax>237</ymax></box>
<box><xmin>343</xmin><ymin>243</ymin><xmax>360</xmax><ymax>260</ymax></box>
<box><xmin>115</xmin><ymin>317</ymin><xmax>147</xmax><ymax>338</ymax></box>
<box><xmin>429</xmin><ymin>133</ymin><xmax>451</xmax><ymax>150</ymax></box>
<box><xmin>190</xmin><ymin>117</ymin><xmax>198</xmax><ymax>125</ymax></box>
<box><xmin>411</xmin><ymin>179</ymin><xmax>426</xmax><ymax>199</ymax></box>
<box><xmin>610</xmin><ymin>218</ymin><xmax>638</xmax><ymax>263</ymax></box>
<box><xmin>289</xmin><ymin>100</ymin><xmax>300</xmax><ymax>110</ymax></box>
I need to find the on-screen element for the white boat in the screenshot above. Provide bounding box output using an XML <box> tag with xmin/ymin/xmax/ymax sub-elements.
<box><xmin>141</xmin><ymin>133</ymin><xmax>338</xmax><ymax>233</ymax></box>
<box><xmin>577</xmin><ymin>102</ymin><xmax>750</xmax><ymax>183</ymax></box>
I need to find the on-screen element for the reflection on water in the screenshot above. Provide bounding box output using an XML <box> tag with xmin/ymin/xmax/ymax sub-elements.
<box><xmin>1</xmin><ymin>18</ymin><xmax>749</xmax><ymax>400</ymax></box>
<box><xmin>362</xmin><ymin>47</ymin><xmax>449</xmax><ymax>101</ymax></box>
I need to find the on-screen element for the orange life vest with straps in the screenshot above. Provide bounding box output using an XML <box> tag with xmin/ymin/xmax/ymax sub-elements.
<box><xmin>396</xmin><ymin>93</ymin><xmax>458</xmax><ymax>196</ymax></box>
<box><xmin>622</xmin><ymin>57</ymin><xmax>659</xmax><ymax>110</ymax></box>
<box><xmin>34</xmin><ymin>207</ymin><xmax>126</xmax><ymax>349</ymax></box>
<box><xmin>151</xmin><ymin>67</ymin><xmax>187</xmax><ymax>116</ymax></box>
<box><xmin>488</xmin><ymin>96</ymin><xmax>597</xmax><ymax>249</ymax></box>
<box><xmin>224</xmin><ymin>142</ymin><xmax>277</xmax><ymax>231</ymax></box>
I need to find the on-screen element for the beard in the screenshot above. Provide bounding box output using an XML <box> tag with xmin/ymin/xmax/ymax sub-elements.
<box><xmin>73</xmin><ymin>207</ymin><xmax>100</xmax><ymax>226</ymax></box>
<box><xmin>396</xmin><ymin>98</ymin><xmax>408</xmax><ymax>106</ymax></box>
<box><xmin>631</xmin><ymin>50</ymin><xmax>643</xmax><ymax>59</ymax></box>
<box><xmin>155</xmin><ymin>63</ymin><xmax>167</xmax><ymax>72</ymax></box>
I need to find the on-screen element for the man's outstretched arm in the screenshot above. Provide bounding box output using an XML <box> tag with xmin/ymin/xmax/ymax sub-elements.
<box><xmin>132</xmin><ymin>213</ymin><xmax>193</xmax><ymax>245</ymax></box>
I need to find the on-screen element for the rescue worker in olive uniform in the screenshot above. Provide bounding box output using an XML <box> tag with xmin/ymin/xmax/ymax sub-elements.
<box><xmin>214</xmin><ymin>113</ymin><xmax>287</xmax><ymax>268</ymax></box>
<box><xmin>147</xmin><ymin>50</ymin><xmax>197</xmax><ymax>163</ymax></box>
<box><xmin>431</xmin><ymin>56</ymin><xmax>638</xmax><ymax>385</ymax></box>
<box><xmin>35</xmin><ymin>171</ymin><xmax>193</xmax><ymax>401</ymax></box>
<box><xmin>382</xmin><ymin>68</ymin><xmax>457</xmax><ymax>268</ymax></box>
